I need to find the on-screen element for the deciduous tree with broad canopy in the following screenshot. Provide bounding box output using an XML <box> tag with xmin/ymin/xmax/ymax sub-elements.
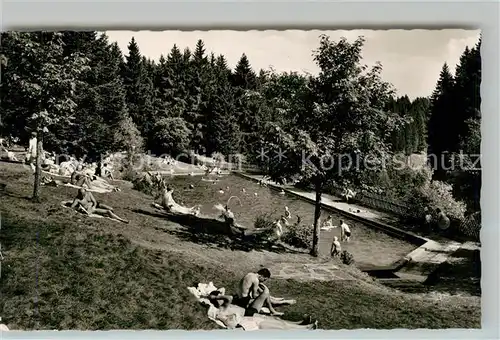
<box><xmin>256</xmin><ymin>35</ymin><xmax>404</xmax><ymax>256</ymax></box>
<box><xmin>1</xmin><ymin>32</ymin><xmax>89</xmax><ymax>201</ymax></box>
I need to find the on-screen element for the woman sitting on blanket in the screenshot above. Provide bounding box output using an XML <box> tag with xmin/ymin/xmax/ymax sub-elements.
<box><xmin>71</xmin><ymin>188</ymin><xmax>129</xmax><ymax>223</ymax></box>
<box><xmin>207</xmin><ymin>291</ymin><xmax>317</xmax><ymax>330</ymax></box>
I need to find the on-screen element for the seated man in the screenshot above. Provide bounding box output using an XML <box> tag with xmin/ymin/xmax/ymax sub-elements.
<box><xmin>102</xmin><ymin>163</ymin><xmax>114</xmax><ymax>180</ymax></box>
<box><xmin>234</xmin><ymin>268</ymin><xmax>283</xmax><ymax>317</ymax></box>
<box><xmin>208</xmin><ymin>290</ymin><xmax>317</xmax><ymax>330</ymax></box>
<box><xmin>221</xmin><ymin>205</ymin><xmax>235</xmax><ymax>224</ymax></box>
<box><xmin>219</xmin><ymin>205</ymin><xmax>245</xmax><ymax>237</ymax></box>
<box><xmin>71</xmin><ymin>166</ymin><xmax>94</xmax><ymax>189</ymax></box>
<box><xmin>160</xmin><ymin>186</ymin><xmax>200</xmax><ymax>216</ymax></box>
<box><xmin>70</xmin><ymin>188</ymin><xmax>129</xmax><ymax>223</ymax></box>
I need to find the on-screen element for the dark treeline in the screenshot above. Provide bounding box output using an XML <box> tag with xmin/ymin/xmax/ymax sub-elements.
<box><xmin>427</xmin><ymin>40</ymin><xmax>482</xmax><ymax>212</ymax></box>
<box><xmin>0</xmin><ymin>31</ymin><xmax>481</xmax><ymax>212</ymax></box>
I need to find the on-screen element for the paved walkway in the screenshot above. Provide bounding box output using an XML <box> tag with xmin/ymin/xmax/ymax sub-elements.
<box><xmin>239</xmin><ymin>173</ymin><xmax>401</xmax><ymax>229</ymax></box>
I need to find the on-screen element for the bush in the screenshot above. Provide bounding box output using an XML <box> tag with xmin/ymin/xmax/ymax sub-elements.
<box><xmin>254</xmin><ymin>212</ymin><xmax>276</xmax><ymax>230</ymax></box>
<box><xmin>404</xmin><ymin>180</ymin><xmax>467</xmax><ymax>222</ymax></box>
<box><xmin>340</xmin><ymin>250</ymin><xmax>355</xmax><ymax>265</ymax></box>
<box><xmin>281</xmin><ymin>221</ymin><xmax>313</xmax><ymax>250</ymax></box>
<box><xmin>131</xmin><ymin>172</ymin><xmax>165</xmax><ymax>198</ymax></box>
<box><xmin>253</xmin><ymin>213</ymin><xmax>313</xmax><ymax>249</ymax></box>
<box><xmin>355</xmin><ymin>160</ymin><xmax>433</xmax><ymax>200</ymax></box>
<box><xmin>252</xmin><ymin>213</ymin><xmax>280</xmax><ymax>241</ymax></box>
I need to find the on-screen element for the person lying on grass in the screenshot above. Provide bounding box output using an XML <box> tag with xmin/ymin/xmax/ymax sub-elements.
<box><xmin>70</xmin><ymin>188</ymin><xmax>129</xmax><ymax>223</ymax></box>
<box><xmin>234</xmin><ymin>268</ymin><xmax>283</xmax><ymax>317</ymax></box>
<box><xmin>208</xmin><ymin>290</ymin><xmax>317</xmax><ymax>330</ymax></box>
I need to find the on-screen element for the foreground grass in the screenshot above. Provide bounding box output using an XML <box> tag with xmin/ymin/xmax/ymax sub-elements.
<box><xmin>0</xmin><ymin>162</ymin><xmax>481</xmax><ymax>330</ymax></box>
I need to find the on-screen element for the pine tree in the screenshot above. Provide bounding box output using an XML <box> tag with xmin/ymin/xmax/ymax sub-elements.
<box><xmin>427</xmin><ymin>63</ymin><xmax>455</xmax><ymax>178</ymax></box>
<box><xmin>452</xmin><ymin>41</ymin><xmax>481</xmax><ymax>151</ymax></box>
<box><xmin>121</xmin><ymin>37</ymin><xmax>155</xmax><ymax>147</ymax></box>
<box><xmin>232</xmin><ymin>53</ymin><xmax>257</xmax><ymax>90</ymax></box>
<box><xmin>188</xmin><ymin>39</ymin><xmax>211</xmax><ymax>153</ymax></box>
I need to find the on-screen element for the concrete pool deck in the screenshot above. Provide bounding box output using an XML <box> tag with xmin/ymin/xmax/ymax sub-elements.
<box><xmin>234</xmin><ymin>172</ymin><xmax>469</xmax><ymax>282</ymax></box>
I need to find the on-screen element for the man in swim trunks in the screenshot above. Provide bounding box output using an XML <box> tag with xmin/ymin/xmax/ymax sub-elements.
<box><xmin>340</xmin><ymin>219</ymin><xmax>351</xmax><ymax>242</ymax></box>
<box><xmin>70</xmin><ymin>188</ymin><xmax>129</xmax><ymax>223</ymax></box>
<box><xmin>234</xmin><ymin>268</ymin><xmax>283</xmax><ymax>317</ymax></box>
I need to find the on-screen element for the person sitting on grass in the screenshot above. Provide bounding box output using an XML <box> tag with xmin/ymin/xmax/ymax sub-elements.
<box><xmin>70</xmin><ymin>188</ymin><xmax>129</xmax><ymax>223</ymax></box>
<box><xmin>234</xmin><ymin>268</ymin><xmax>283</xmax><ymax>317</ymax></box>
<box><xmin>219</xmin><ymin>205</ymin><xmax>246</xmax><ymax>237</ymax></box>
<box><xmin>208</xmin><ymin>290</ymin><xmax>317</xmax><ymax>330</ymax></box>
<box><xmin>435</xmin><ymin>208</ymin><xmax>450</xmax><ymax>231</ymax></box>
<box><xmin>330</xmin><ymin>236</ymin><xmax>341</xmax><ymax>257</ymax></box>
<box><xmin>284</xmin><ymin>206</ymin><xmax>291</xmax><ymax>219</ymax></box>
<box><xmin>102</xmin><ymin>163</ymin><xmax>115</xmax><ymax>180</ymax></box>
<box><xmin>159</xmin><ymin>185</ymin><xmax>201</xmax><ymax>216</ymax></box>
<box><xmin>71</xmin><ymin>165</ymin><xmax>94</xmax><ymax>189</ymax></box>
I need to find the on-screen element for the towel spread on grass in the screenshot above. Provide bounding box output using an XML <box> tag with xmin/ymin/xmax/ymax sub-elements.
<box><xmin>62</xmin><ymin>183</ymin><xmax>114</xmax><ymax>194</ymax></box>
<box><xmin>187</xmin><ymin>282</ymin><xmax>297</xmax><ymax>331</ymax></box>
<box><xmin>42</xmin><ymin>170</ymin><xmax>118</xmax><ymax>194</ymax></box>
<box><xmin>187</xmin><ymin>282</ymin><xmax>262</xmax><ymax>330</ymax></box>
<box><xmin>60</xmin><ymin>200</ymin><xmax>121</xmax><ymax>222</ymax></box>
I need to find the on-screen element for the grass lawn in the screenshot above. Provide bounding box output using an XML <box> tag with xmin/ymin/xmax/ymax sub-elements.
<box><xmin>0</xmin><ymin>162</ymin><xmax>481</xmax><ymax>330</ymax></box>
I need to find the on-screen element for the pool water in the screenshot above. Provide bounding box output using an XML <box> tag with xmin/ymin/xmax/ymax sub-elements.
<box><xmin>164</xmin><ymin>174</ymin><xmax>418</xmax><ymax>267</ymax></box>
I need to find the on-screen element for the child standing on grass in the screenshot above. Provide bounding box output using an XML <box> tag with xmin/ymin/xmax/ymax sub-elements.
<box><xmin>330</xmin><ymin>236</ymin><xmax>341</xmax><ymax>257</ymax></box>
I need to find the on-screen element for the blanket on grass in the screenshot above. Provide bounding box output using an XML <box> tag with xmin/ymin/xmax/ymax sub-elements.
<box><xmin>60</xmin><ymin>200</ymin><xmax>122</xmax><ymax>223</ymax></box>
<box><xmin>187</xmin><ymin>282</ymin><xmax>296</xmax><ymax>331</ymax></box>
<box><xmin>42</xmin><ymin>170</ymin><xmax>119</xmax><ymax>194</ymax></box>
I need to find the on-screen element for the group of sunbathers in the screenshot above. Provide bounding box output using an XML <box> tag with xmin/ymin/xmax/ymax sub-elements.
<box><xmin>39</xmin><ymin>157</ymin><xmax>128</xmax><ymax>223</ymax></box>
<box><xmin>208</xmin><ymin>268</ymin><xmax>318</xmax><ymax>330</ymax></box>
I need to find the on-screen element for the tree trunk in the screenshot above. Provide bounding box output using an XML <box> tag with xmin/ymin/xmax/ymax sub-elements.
<box><xmin>32</xmin><ymin>130</ymin><xmax>43</xmax><ymax>202</ymax></box>
<box><xmin>310</xmin><ymin>182</ymin><xmax>323</xmax><ymax>257</ymax></box>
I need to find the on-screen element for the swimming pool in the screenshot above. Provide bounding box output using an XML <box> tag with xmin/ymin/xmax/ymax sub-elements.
<box><xmin>164</xmin><ymin>174</ymin><xmax>418</xmax><ymax>267</ymax></box>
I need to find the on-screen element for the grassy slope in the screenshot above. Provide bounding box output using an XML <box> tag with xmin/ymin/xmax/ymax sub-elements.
<box><xmin>0</xmin><ymin>162</ymin><xmax>480</xmax><ymax>330</ymax></box>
